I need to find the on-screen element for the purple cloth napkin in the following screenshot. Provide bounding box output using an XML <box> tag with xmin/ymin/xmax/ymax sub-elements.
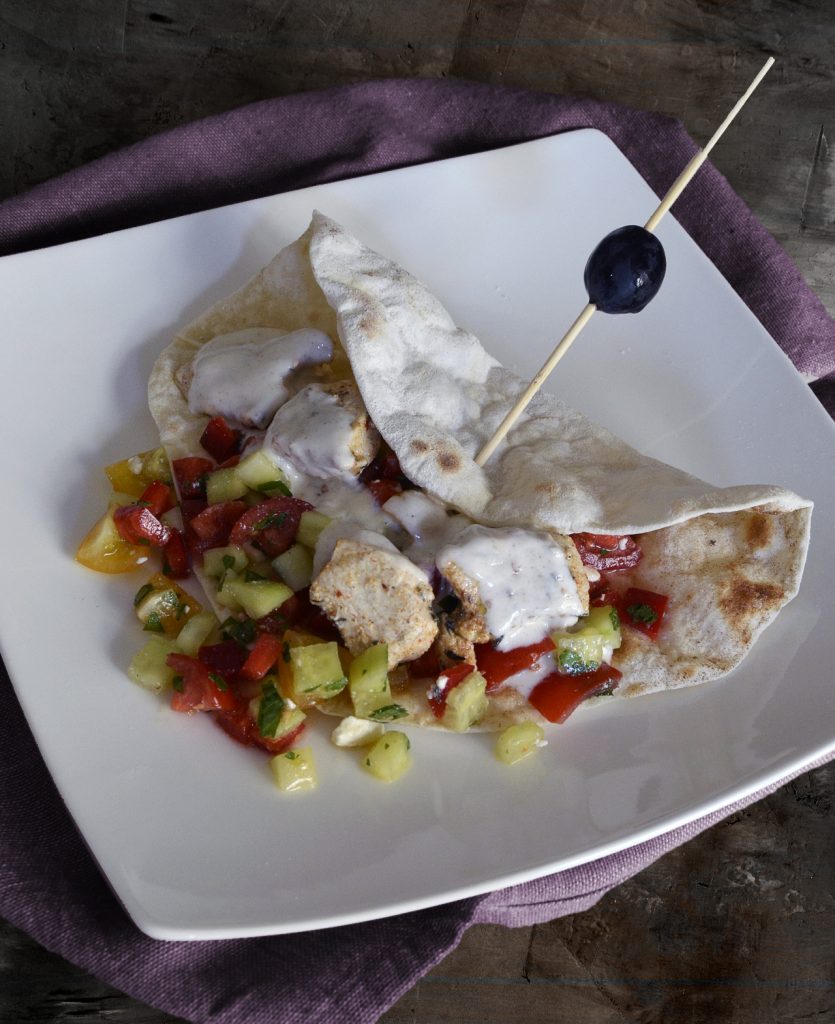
<box><xmin>1</xmin><ymin>79</ymin><xmax>834</xmax><ymax>1024</ymax></box>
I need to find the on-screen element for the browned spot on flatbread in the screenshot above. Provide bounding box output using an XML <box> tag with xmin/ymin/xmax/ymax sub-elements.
<box><xmin>436</xmin><ymin>448</ymin><xmax>461</xmax><ymax>472</ymax></box>
<box><xmin>358</xmin><ymin>306</ymin><xmax>384</xmax><ymax>338</ymax></box>
<box><xmin>745</xmin><ymin>511</ymin><xmax>774</xmax><ymax>550</ymax></box>
<box><xmin>719</xmin><ymin>577</ymin><xmax>785</xmax><ymax>645</ymax></box>
<box><xmin>410</xmin><ymin>439</ymin><xmax>429</xmax><ymax>454</ymax></box>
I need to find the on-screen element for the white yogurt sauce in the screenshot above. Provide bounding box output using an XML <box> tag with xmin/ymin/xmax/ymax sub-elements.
<box><xmin>260</xmin><ymin>382</ymin><xmax>389</xmax><ymax>535</ymax></box>
<box><xmin>188</xmin><ymin>328</ymin><xmax>333</xmax><ymax>428</ymax></box>
<box><xmin>436</xmin><ymin>525</ymin><xmax>584</xmax><ymax>651</ymax></box>
<box><xmin>383</xmin><ymin>490</ymin><xmax>471</xmax><ymax>573</ymax></box>
<box><xmin>264</xmin><ymin>383</ymin><xmax>358</xmax><ymax>483</ymax></box>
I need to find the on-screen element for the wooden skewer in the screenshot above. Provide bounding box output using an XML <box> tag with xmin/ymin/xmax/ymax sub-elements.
<box><xmin>475</xmin><ymin>56</ymin><xmax>775</xmax><ymax>468</ymax></box>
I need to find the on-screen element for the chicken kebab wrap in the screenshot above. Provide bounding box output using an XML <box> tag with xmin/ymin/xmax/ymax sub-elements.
<box><xmin>148</xmin><ymin>212</ymin><xmax>812</xmax><ymax>735</ymax></box>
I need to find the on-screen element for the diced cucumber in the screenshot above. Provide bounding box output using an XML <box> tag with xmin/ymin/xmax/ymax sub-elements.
<box><xmin>174</xmin><ymin>611</ymin><xmax>217</xmax><ymax>656</ymax></box>
<box><xmin>583</xmin><ymin>605</ymin><xmax>622</xmax><ymax>648</ymax></box>
<box><xmin>553</xmin><ymin>633</ymin><xmax>604</xmax><ymax>675</ymax></box>
<box><xmin>289</xmin><ymin>642</ymin><xmax>347</xmax><ymax>702</ymax></box>
<box><xmin>270</xmin><ymin>746</ymin><xmax>317</xmax><ymax>793</ymax></box>
<box><xmin>203</xmin><ymin>546</ymin><xmax>248</xmax><ymax>578</ymax></box>
<box><xmin>205</xmin><ymin>467</ymin><xmax>248</xmax><ymax>505</ymax></box>
<box><xmin>364</xmin><ymin>731</ymin><xmax>412</xmax><ymax>783</ymax></box>
<box><xmin>272</xmin><ymin>544</ymin><xmax>313</xmax><ymax>592</ymax></box>
<box><xmin>236</xmin><ymin>450</ymin><xmax>291</xmax><ymax>492</ymax></box>
<box><xmin>495</xmin><ymin>722</ymin><xmax>545</xmax><ymax>765</ymax></box>
<box><xmin>296</xmin><ymin>509</ymin><xmax>332</xmax><ymax>550</ymax></box>
<box><xmin>442</xmin><ymin>671</ymin><xmax>489</xmax><ymax>732</ymax></box>
<box><xmin>349</xmin><ymin>644</ymin><xmax>392</xmax><ymax>719</ymax></box>
<box><xmin>222</xmin><ymin>578</ymin><xmax>293</xmax><ymax>619</ymax></box>
<box><xmin>128</xmin><ymin>635</ymin><xmax>180</xmax><ymax>693</ymax></box>
<box><xmin>552</xmin><ymin>606</ymin><xmax>622</xmax><ymax>675</ymax></box>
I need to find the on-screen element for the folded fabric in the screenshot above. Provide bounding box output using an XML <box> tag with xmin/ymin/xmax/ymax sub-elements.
<box><xmin>1</xmin><ymin>78</ymin><xmax>833</xmax><ymax>1024</ymax></box>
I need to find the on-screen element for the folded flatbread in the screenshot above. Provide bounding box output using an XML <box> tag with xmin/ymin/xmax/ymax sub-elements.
<box><xmin>149</xmin><ymin>212</ymin><xmax>812</xmax><ymax>727</ymax></box>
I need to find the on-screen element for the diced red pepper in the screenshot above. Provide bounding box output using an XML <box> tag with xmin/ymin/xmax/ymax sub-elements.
<box><xmin>427</xmin><ymin>663</ymin><xmax>474</xmax><ymax>719</ymax></box>
<box><xmin>200</xmin><ymin>416</ymin><xmax>241</xmax><ymax>463</ymax></box>
<box><xmin>571</xmin><ymin>533</ymin><xmax>642</xmax><ymax>572</ymax></box>
<box><xmin>138</xmin><ymin>480</ymin><xmax>176</xmax><ymax>517</ymax></box>
<box><xmin>197</xmin><ymin>640</ymin><xmax>249</xmax><ymax>682</ymax></box>
<box><xmin>228</xmin><ymin>496</ymin><xmax>312</xmax><ymax>557</ymax></box>
<box><xmin>475</xmin><ymin>637</ymin><xmax>556</xmax><ymax>692</ymax></box>
<box><xmin>167</xmin><ymin>653</ymin><xmax>238</xmax><ymax>713</ymax></box>
<box><xmin>528</xmin><ymin>664</ymin><xmax>623</xmax><ymax>724</ymax></box>
<box><xmin>186</xmin><ymin>500</ymin><xmax>248</xmax><ymax>555</ymax></box>
<box><xmin>368</xmin><ymin>479</ymin><xmax>403</xmax><ymax>506</ymax></box>
<box><xmin>619</xmin><ymin>587</ymin><xmax>668</xmax><ymax>640</ymax></box>
<box><xmin>241</xmin><ymin>633</ymin><xmax>284</xmax><ymax>682</ymax></box>
<box><xmin>173</xmin><ymin>457</ymin><xmax>215</xmax><ymax>500</ymax></box>
<box><xmin>113</xmin><ymin>504</ymin><xmax>172</xmax><ymax>547</ymax></box>
<box><xmin>161</xmin><ymin>528</ymin><xmax>189</xmax><ymax>579</ymax></box>
<box><xmin>215</xmin><ymin>710</ymin><xmax>305</xmax><ymax>755</ymax></box>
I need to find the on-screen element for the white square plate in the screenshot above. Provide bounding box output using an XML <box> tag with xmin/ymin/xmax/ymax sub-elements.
<box><xmin>1</xmin><ymin>130</ymin><xmax>833</xmax><ymax>940</ymax></box>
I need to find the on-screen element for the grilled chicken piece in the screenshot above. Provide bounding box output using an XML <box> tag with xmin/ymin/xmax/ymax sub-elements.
<box><xmin>310</xmin><ymin>539</ymin><xmax>437</xmax><ymax>668</ymax></box>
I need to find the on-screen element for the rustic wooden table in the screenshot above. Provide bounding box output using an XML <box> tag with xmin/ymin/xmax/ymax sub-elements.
<box><xmin>1</xmin><ymin>2</ymin><xmax>834</xmax><ymax>1021</ymax></box>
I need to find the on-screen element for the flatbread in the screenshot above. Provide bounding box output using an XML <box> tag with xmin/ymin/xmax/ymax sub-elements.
<box><xmin>149</xmin><ymin>212</ymin><xmax>812</xmax><ymax>726</ymax></box>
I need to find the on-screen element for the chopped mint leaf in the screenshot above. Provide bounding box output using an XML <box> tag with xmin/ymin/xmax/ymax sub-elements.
<box><xmin>558</xmin><ymin>649</ymin><xmax>599</xmax><ymax>676</ymax></box>
<box><xmin>627</xmin><ymin>603</ymin><xmax>658</xmax><ymax>625</ymax></box>
<box><xmin>253</xmin><ymin>511</ymin><xmax>287</xmax><ymax>531</ymax></box>
<box><xmin>257</xmin><ymin>480</ymin><xmax>292</xmax><ymax>497</ymax></box>
<box><xmin>220</xmin><ymin>616</ymin><xmax>256</xmax><ymax>646</ymax></box>
<box><xmin>609</xmin><ymin>607</ymin><xmax>621</xmax><ymax>630</ymax></box>
<box><xmin>244</xmin><ymin>569</ymin><xmax>266</xmax><ymax>582</ymax></box>
<box><xmin>369</xmin><ymin>704</ymin><xmax>408</xmax><ymax>722</ymax></box>
<box><xmin>258</xmin><ymin>680</ymin><xmax>284</xmax><ymax>738</ymax></box>
<box><xmin>208</xmin><ymin>672</ymin><xmax>228</xmax><ymax>691</ymax></box>
<box><xmin>284</xmin><ymin>751</ymin><xmax>299</xmax><ymax>760</ymax></box>
<box><xmin>143</xmin><ymin>613</ymin><xmax>164</xmax><ymax>633</ymax></box>
<box><xmin>171</xmin><ymin>675</ymin><xmax>184</xmax><ymax>693</ymax></box>
<box><xmin>222</xmin><ymin>554</ymin><xmax>236</xmax><ymax>570</ymax></box>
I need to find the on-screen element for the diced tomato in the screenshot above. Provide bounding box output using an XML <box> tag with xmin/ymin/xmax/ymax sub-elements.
<box><xmin>173</xmin><ymin>457</ymin><xmax>215</xmax><ymax>500</ymax></box>
<box><xmin>162</xmin><ymin>527</ymin><xmax>190</xmax><ymax>579</ymax></box>
<box><xmin>200</xmin><ymin>416</ymin><xmax>241</xmax><ymax>463</ymax></box>
<box><xmin>619</xmin><ymin>587</ymin><xmax>668</xmax><ymax>640</ymax></box>
<box><xmin>138</xmin><ymin>480</ymin><xmax>175</xmax><ymax>517</ymax></box>
<box><xmin>186</xmin><ymin>500</ymin><xmax>248</xmax><ymax>555</ymax></box>
<box><xmin>197</xmin><ymin>640</ymin><xmax>249</xmax><ymax>682</ymax></box>
<box><xmin>228</xmin><ymin>496</ymin><xmax>312</xmax><ymax>557</ymax></box>
<box><xmin>113</xmin><ymin>504</ymin><xmax>172</xmax><ymax>547</ymax></box>
<box><xmin>571</xmin><ymin>533</ymin><xmax>642</xmax><ymax>572</ymax></box>
<box><xmin>215</xmin><ymin>710</ymin><xmax>305</xmax><ymax>755</ymax></box>
<box><xmin>241</xmin><ymin>633</ymin><xmax>284</xmax><ymax>681</ymax></box>
<box><xmin>167</xmin><ymin>653</ymin><xmax>238</xmax><ymax>713</ymax></box>
<box><xmin>427</xmin><ymin>663</ymin><xmax>474</xmax><ymax>719</ymax></box>
<box><xmin>475</xmin><ymin>637</ymin><xmax>556</xmax><ymax>692</ymax></box>
<box><xmin>368</xmin><ymin>479</ymin><xmax>403</xmax><ymax>505</ymax></box>
<box><xmin>528</xmin><ymin>664</ymin><xmax>623</xmax><ymax>724</ymax></box>
<box><xmin>407</xmin><ymin>643</ymin><xmax>442</xmax><ymax>680</ymax></box>
<box><xmin>588</xmin><ymin>574</ymin><xmax>620</xmax><ymax>608</ymax></box>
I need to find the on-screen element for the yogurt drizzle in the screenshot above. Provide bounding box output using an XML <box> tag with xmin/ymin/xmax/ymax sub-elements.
<box><xmin>436</xmin><ymin>526</ymin><xmax>584</xmax><ymax>651</ymax></box>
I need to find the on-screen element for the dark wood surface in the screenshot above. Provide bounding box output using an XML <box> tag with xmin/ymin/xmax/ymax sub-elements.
<box><xmin>1</xmin><ymin>1</ymin><xmax>834</xmax><ymax>1021</ymax></box>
